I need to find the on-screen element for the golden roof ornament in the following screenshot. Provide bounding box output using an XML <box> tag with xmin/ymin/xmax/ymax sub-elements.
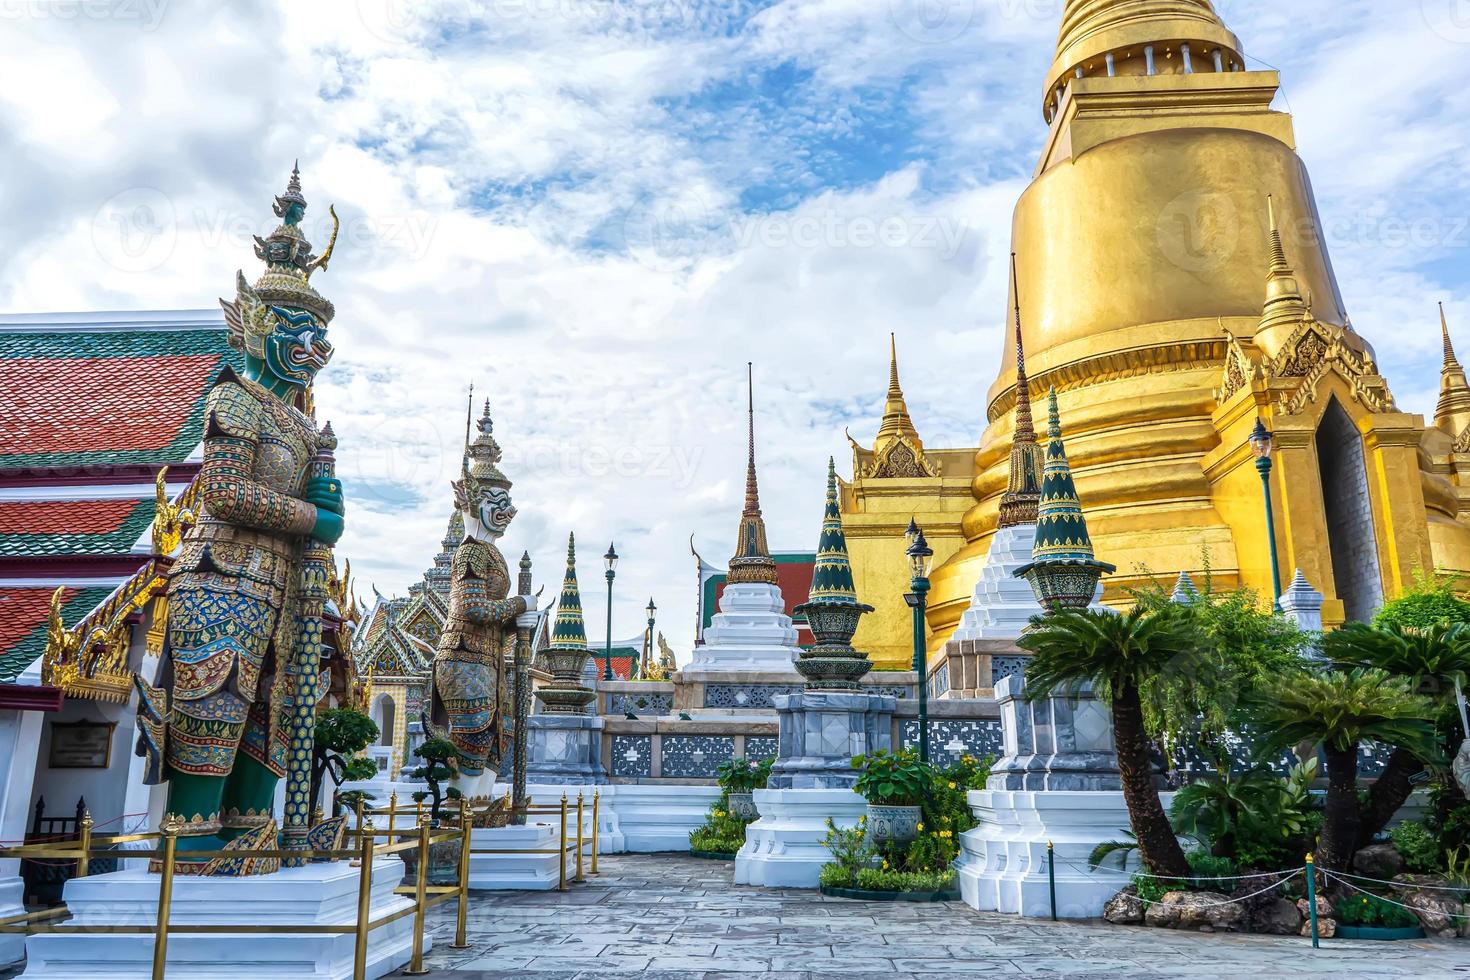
<box><xmin>999</xmin><ymin>254</ymin><xmax>1045</xmax><ymax>528</ymax></box>
<box><xmin>727</xmin><ymin>363</ymin><xmax>778</xmax><ymax>585</ymax></box>
<box><xmin>1436</xmin><ymin>302</ymin><xmax>1470</xmax><ymax>438</ymax></box>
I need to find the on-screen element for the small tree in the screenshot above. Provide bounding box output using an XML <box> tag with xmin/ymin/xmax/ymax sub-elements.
<box><xmin>407</xmin><ymin>738</ymin><xmax>462</xmax><ymax>825</ymax></box>
<box><xmin>311</xmin><ymin>708</ymin><xmax>380</xmax><ymax>815</ymax></box>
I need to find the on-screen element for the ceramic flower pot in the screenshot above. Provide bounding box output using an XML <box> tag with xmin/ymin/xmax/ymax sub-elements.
<box><xmin>726</xmin><ymin>792</ymin><xmax>758</xmax><ymax>821</ymax></box>
<box><xmin>865</xmin><ymin>804</ymin><xmax>921</xmax><ymax>844</ymax></box>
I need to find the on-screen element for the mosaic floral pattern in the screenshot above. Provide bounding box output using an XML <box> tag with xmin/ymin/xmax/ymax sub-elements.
<box><xmin>901</xmin><ymin>719</ymin><xmax>1004</xmax><ymax>765</ymax></box>
<box><xmin>704</xmin><ymin>684</ymin><xmax>803</xmax><ymax>708</ymax></box>
<box><xmin>928</xmin><ymin>662</ymin><xmax>950</xmax><ymax>699</ymax></box>
<box><xmin>661</xmin><ymin>735</ymin><xmax>735</xmax><ymax>778</ymax></box>
<box><xmin>612</xmin><ymin>735</ymin><xmax>652</xmax><ymax>778</ymax></box>
<box><xmin>990</xmin><ymin>655</ymin><xmax>1027</xmax><ymax>687</ymax></box>
<box><xmin>744</xmin><ymin>735</ymin><xmax>779</xmax><ymax>760</ymax></box>
<box><xmin>609</xmin><ymin>692</ymin><xmax>673</xmax><ymax>715</ymax></box>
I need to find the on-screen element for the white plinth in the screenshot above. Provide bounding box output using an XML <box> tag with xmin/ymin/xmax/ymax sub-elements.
<box><xmin>602</xmin><ymin>784</ymin><xmax>721</xmax><ymax>852</ymax></box>
<box><xmin>468</xmin><ymin>824</ymin><xmax>561</xmax><ymax>890</ymax></box>
<box><xmin>735</xmin><ymin>787</ymin><xmax>865</xmax><ymax>888</ymax></box>
<box><xmin>525</xmin><ymin>783</ymin><xmax>625</xmax><ymax>855</ymax></box>
<box><xmin>22</xmin><ymin>857</ymin><xmax>418</xmax><ymax>979</ymax></box>
<box><xmin>0</xmin><ymin>877</ymin><xmax>24</xmax><ymax>966</ymax></box>
<box><xmin>956</xmin><ymin>789</ymin><xmax>1164</xmax><ymax>919</ymax></box>
<box><xmin>953</xmin><ymin>524</ymin><xmax>1105</xmax><ymax>641</ymax></box>
<box><xmin>690</xmin><ymin>582</ymin><xmax>802</xmax><ymax>671</ymax></box>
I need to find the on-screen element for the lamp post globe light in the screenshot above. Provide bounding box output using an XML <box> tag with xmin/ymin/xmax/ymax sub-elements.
<box><xmin>603</xmin><ymin>542</ymin><xmax>618</xmax><ymax>681</ymax></box>
<box><xmin>1248</xmin><ymin>418</ymin><xmax>1283</xmax><ymax>605</ymax></box>
<box><xmin>643</xmin><ymin>597</ymin><xmax>657</xmax><ymax>679</ymax></box>
<box><xmin>904</xmin><ymin>526</ymin><xmax>934</xmax><ymax>764</ymax></box>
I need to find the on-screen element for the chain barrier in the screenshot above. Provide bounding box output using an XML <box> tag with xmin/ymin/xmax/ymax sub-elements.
<box><xmin>1323</xmin><ymin>867</ymin><xmax>1470</xmax><ymax>893</ymax></box>
<box><xmin>1324</xmin><ymin>870</ymin><xmax>1470</xmax><ymax>921</ymax></box>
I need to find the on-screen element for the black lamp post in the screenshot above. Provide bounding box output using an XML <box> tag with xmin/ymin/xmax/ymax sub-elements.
<box><xmin>1248</xmin><ymin>419</ymin><xmax>1283</xmax><ymax>606</ymax></box>
<box><xmin>643</xmin><ymin>597</ymin><xmax>656</xmax><ymax>679</ymax></box>
<box><xmin>904</xmin><ymin>526</ymin><xmax>934</xmax><ymax>764</ymax></box>
<box><xmin>603</xmin><ymin>542</ymin><xmax>618</xmax><ymax>681</ymax></box>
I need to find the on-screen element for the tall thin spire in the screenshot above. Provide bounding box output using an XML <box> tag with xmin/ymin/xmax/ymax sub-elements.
<box><xmin>728</xmin><ymin>364</ymin><xmax>777</xmax><ymax>585</ymax></box>
<box><xmin>550</xmin><ymin>532</ymin><xmax>588</xmax><ymax>649</ymax></box>
<box><xmin>1435</xmin><ymin>303</ymin><xmax>1470</xmax><ymax>438</ymax></box>
<box><xmin>463</xmin><ymin>381</ymin><xmax>475</xmax><ymax>453</ymax></box>
<box><xmin>1257</xmin><ymin>195</ymin><xmax>1310</xmax><ymax>350</ymax></box>
<box><xmin>806</xmin><ymin>457</ymin><xmax>861</xmax><ymax>605</ymax></box>
<box><xmin>874</xmin><ymin>332</ymin><xmax>923</xmax><ymax>450</ymax></box>
<box><xmin>999</xmin><ymin>254</ymin><xmax>1045</xmax><ymax>528</ymax></box>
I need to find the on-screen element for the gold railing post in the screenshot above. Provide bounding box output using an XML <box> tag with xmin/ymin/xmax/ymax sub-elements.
<box><xmin>354</xmin><ymin>796</ymin><xmax>366</xmax><ymax>845</ymax></box>
<box><xmin>352</xmin><ymin>819</ymin><xmax>375</xmax><ymax>980</ymax></box>
<box><xmin>387</xmin><ymin>791</ymin><xmax>398</xmax><ymax>835</ymax></box>
<box><xmin>402</xmin><ymin>816</ymin><xmax>430</xmax><ymax>976</ymax></box>
<box><xmin>152</xmin><ymin>816</ymin><xmax>178</xmax><ymax>980</ymax></box>
<box><xmin>451</xmin><ymin>798</ymin><xmax>471</xmax><ymax>950</ymax></box>
<box><xmin>75</xmin><ymin>808</ymin><xmax>93</xmax><ymax>880</ymax></box>
<box><xmin>558</xmin><ymin>794</ymin><xmax>568</xmax><ymax>892</ymax></box>
<box><xmin>573</xmin><ymin>793</ymin><xmax>585</xmax><ymax>883</ymax></box>
<box><xmin>590</xmin><ymin>791</ymin><xmax>600</xmax><ymax>876</ymax></box>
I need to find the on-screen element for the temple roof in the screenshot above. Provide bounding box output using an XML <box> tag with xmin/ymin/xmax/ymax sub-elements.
<box><xmin>0</xmin><ymin>498</ymin><xmax>157</xmax><ymax>559</ymax></box>
<box><xmin>0</xmin><ymin>311</ymin><xmax>238</xmax><ymax>470</ymax></box>
<box><xmin>0</xmin><ymin>585</ymin><xmax>114</xmax><ymax>683</ymax></box>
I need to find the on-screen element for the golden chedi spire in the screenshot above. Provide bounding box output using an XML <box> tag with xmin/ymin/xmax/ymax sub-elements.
<box><xmin>728</xmin><ymin>363</ymin><xmax>778</xmax><ymax>585</ymax></box>
<box><xmin>1436</xmin><ymin>303</ymin><xmax>1470</xmax><ymax>438</ymax></box>
<box><xmin>999</xmin><ymin>255</ymin><xmax>1045</xmax><ymax>528</ymax></box>
<box><xmin>1254</xmin><ymin>195</ymin><xmax>1313</xmax><ymax>355</ymax></box>
<box><xmin>1046</xmin><ymin>0</ymin><xmax>1242</xmax><ymax>119</ymax></box>
<box><xmin>875</xmin><ymin>333</ymin><xmax>922</xmax><ymax>451</ymax></box>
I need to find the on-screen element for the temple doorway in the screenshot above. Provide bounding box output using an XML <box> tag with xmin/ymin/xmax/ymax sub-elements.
<box><xmin>373</xmin><ymin>694</ymin><xmax>396</xmax><ymax>746</ymax></box>
<box><xmin>1314</xmin><ymin>398</ymin><xmax>1383</xmax><ymax>622</ymax></box>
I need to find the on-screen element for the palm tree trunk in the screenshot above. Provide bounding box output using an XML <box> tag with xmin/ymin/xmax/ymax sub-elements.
<box><xmin>1355</xmin><ymin>746</ymin><xmax>1423</xmax><ymax>849</ymax></box>
<box><xmin>1320</xmin><ymin>743</ymin><xmax>1361</xmax><ymax>871</ymax></box>
<box><xmin>1113</xmin><ymin>680</ymin><xmax>1190</xmax><ymax>878</ymax></box>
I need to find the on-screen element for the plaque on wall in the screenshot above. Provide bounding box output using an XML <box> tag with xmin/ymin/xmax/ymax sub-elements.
<box><xmin>48</xmin><ymin>720</ymin><xmax>115</xmax><ymax>769</ymax></box>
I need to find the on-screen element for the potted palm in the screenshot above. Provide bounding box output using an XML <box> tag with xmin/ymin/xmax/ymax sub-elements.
<box><xmin>852</xmin><ymin>749</ymin><xmax>932</xmax><ymax>844</ymax></box>
<box><xmin>717</xmin><ymin>757</ymin><xmax>772</xmax><ymax>820</ymax></box>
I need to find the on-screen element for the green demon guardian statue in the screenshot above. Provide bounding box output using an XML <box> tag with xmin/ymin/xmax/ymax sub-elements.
<box><xmin>133</xmin><ymin>165</ymin><xmax>347</xmax><ymax>868</ymax></box>
<box><xmin>425</xmin><ymin>402</ymin><xmax>538</xmax><ymax>803</ymax></box>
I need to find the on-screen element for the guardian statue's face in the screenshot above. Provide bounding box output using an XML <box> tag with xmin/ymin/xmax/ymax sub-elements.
<box><xmin>263</xmin><ymin>304</ymin><xmax>333</xmax><ymax>389</ymax></box>
<box><xmin>477</xmin><ymin>487</ymin><xmax>516</xmax><ymax>539</ymax></box>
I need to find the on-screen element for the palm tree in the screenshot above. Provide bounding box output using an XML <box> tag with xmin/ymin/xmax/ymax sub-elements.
<box><xmin>1020</xmin><ymin>606</ymin><xmax>1206</xmax><ymax>878</ymax></box>
<box><xmin>1324</xmin><ymin>622</ymin><xmax>1470</xmax><ymax>845</ymax></box>
<box><xmin>1169</xmin><ymin>768</ymin><xmax>1285</xmax><ymax>859</ymax></box>
<box><xmin>1249</xmin><ymin>670</ymin><xmax>1436</xmax><ymax>871</ymax></box>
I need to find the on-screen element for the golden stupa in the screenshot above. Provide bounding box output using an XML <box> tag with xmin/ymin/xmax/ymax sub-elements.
<box><xmin>919</xmin><ymin>0</ymin><xmax>1470</xmax><ymax>646</ymax></box>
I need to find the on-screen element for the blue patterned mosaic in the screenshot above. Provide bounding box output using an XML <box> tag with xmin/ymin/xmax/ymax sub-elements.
<box><xmin>990</xmin><ymin>656</ymin><xmax>1027</xmax><ymax>687</ymax></box>
<box><xmin>901</xmin><ymin>719</ymin><xmax>1004</xmax><ymax>765</ymax></box>
<box><xmin>744</xmin><ymin>735</ymin><xmax>779</xmax><ymax>760</ymax></box>
<box><xmin>661</xmin><ymin>735</ymin><xmax>735</xmax><ymax>777</ymax></box>
<box><xmin>611</xmin><ymin>735</ymin><xmax>652</xmax><ymax>778</ymax></box>
<box><xmin>867</xmin><ymin>685</ymin><xmax>912</xmax><ymax>699</ymax></box>
<box><xmin>1167</xmin><ymin>725</ymin><xmax>1307</xmax><ymax>783</ymax></box>
<box><xmin>704</xmin><ymin>685</ymin><xmax>802</xmax><ymax>708</ymax></box>
<box><xmin>928</xmin><ymin>662</ymin><xmax>950</xmax><ymax>699</ymax></box>
<box><xmin>609</xmin><ymin>692</ymin><xmax>673</xmax><ymax>715</ymax></box>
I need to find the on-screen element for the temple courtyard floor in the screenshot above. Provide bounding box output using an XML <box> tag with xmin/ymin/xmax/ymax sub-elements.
<box><xmin>396</xmin><ymin>853</ymin><xmax>1467</xmax><ymax>979</ymax></box>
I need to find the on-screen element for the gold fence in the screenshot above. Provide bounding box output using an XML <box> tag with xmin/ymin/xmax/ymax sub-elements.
<box><xmin>0</xmin><ymin>792</ymin><xmax>599</xmax><ymax>980</ymax></box>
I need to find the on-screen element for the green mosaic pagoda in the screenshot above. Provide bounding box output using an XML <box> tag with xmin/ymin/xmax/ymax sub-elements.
<box><xmin>792</xmin><ymin>458</ymin><xmax>873</xmax><ymax>689</ymax></box>
<box><xmin>535</xmin><ymin>532</ymin><xmax>595</xmax><ymax>713</ymax></box>
<box><xmin>1014</xmin><ymin>388</ymin><xmax>1115</xmax><ymax>612</ymax></box>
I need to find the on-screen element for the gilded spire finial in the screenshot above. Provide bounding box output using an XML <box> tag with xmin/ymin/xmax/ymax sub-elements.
<box><xmin>999</xmin><ymin>253</ymin><xmax>1045</xmax><ymax>528</ymax></box>
<box><xmin>1443</xmin><ymin>302</ymin><xmax>1458</xmax><ymax>368</ymax></box>
<box><xmin>1435</xmin><ymin>302</ymin><xmax>1470</xmax><ymax>438</ymax></box>
<box><xmin>888</xmin><ymin>333</ymin><xmax>902</xmax><ymax>399</ymax></box>
<box><xmin>1257</xmin><ymin>195</ymin><xmax>1309</xmax><ymax>348</ymax></box>
<box><xmin>874</xmin><ymin>333</ymin><xmax>923</xmax><ymax>453</ymax></box>
<box><xmin>728</xmin><ymin>364</ymin><xmax>777</xmax><ymax>584</ymax></box>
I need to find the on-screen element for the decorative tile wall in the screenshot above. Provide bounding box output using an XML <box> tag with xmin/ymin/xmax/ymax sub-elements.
<box><xmin>661</xmin><ymin>735</ymin><xmax>735</xmax><ymax>778</ymax></box>
<box><xmin>744</xmin><ymin>735</ymin><xmax>779</xmax><ymax>761</ymax></box>
<box><xmin>609</xmin><ymin>692</ymin><xmax>673</xmax><ymax>715</ymax></box>
<box><xmin>901</xmin><ymin>718</ymin><xmax>1004</xmax><ymax>765</ymax></box>
<box><xmin>990</xmin><ymin>656</ymin><xmax>1027</xmax><ymax>687</ymax></box>
<box><xmin>928</xmin><ymin>662</ymin><xmax>950</xmax><ymax>699</ymax></box>
<box><xmin>1168</xmin><ymin>726</ymin><xmax>1301</xmax><ymax>782</ymax></box>
<box><xmin>705</xmin><ymin>685</ymin><xmax>803</xmax><ymax>708</ymax></box>
<box><xmin>611</xmin><ymin>735</ymin><xmax>652</xmax><ymax>778</ymax></box>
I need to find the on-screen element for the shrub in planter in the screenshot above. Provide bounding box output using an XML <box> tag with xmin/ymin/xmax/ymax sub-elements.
<box><xmin>717</xmin><ymin>756</ymin><xmax>772</xmax><ymax>820</ymax></box>
<box><xmin>1335</xmin><ymin>893</ymin><xmax>1421</xmax><ymax>930</ymax></box>
<box><xmin>853</xmin><ymin>749</ymin><xmax>933</xmax><ymax>844</ymax></box>
<box><xmin>688</xmin><ymin>800</ymin><xmax>751</xmax><ymax>855</ymax></box>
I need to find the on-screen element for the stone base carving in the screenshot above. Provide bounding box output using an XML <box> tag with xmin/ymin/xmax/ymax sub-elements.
<box><xmin>767</xmin><ymin>691</ymin><xmax>896</xmax><ymax>790</ymax></box>
<box><xmin>951</xmin><ymin>523</ymin><xmax>1046</xmax><ymax>641</ymax></box>
<box><xmin>467</xmin><ymin>824</ymin><xmax>562</xmax><ymax>890</ymax></box>
<box><xmin>525</xmin><ymin>715</ymin><xmax>607</xmax><ymax>785</ymax></box>
<box><xmin>734</xmin><ymin>787</ymin><xmax>866</xmax><ymax>888</ymax></box>
<box><xmin>986</xmin><ymin>675</ymin><xmax>1121</xmax><ymax>791</ymax></box>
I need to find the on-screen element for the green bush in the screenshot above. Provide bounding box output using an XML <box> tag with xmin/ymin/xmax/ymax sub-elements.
<box><xmin>821</xmin><ymin>818</ymin><xmax>873</xmax><ymax>878</ymax></box>
<box><xmin>716</xmin><ymin>756</ymin><xmax>773</xmax><ymax>793</ymax></box>
<box><xmin>1390</xmin><ymin>820</ymin><xmax>1442</xmax><ymax>873</ymax></box>
<box><xmin>1133</xmin><ymin>874</ymin><xmax>1171</xmax><ymax>906</ymax></box>
<box><xmin>1335</xmin><ymin>892</ymin><xmax>1420</xmax><ymax>929</ymax></box>
<box><xmin>1372</xmin><ymin>576</ymin><xmax>1470</xmax><ymax>632</ymax></box>
<box><xmin>1184</xmin><ymin>851</ymin><xmax>1240</xmax><ymax>891</ymax></box>
<box><xmin>851</xmin><ymin>748</ymin><xmax>934</xmax><ymax>806</ymax></box>
<box><xmin>853</xmin><ymin>867</ymin><xmax>955</xmax><ymax>893</ymax></box>
<box><xmin>688</xmin><ymin>794</ymin><xmax>755</xmax><ymax>854</ymax></box>
<box><xmin>819</xmin><ymin>863</ymin><xmax>855</xmax><ymax>888</ymax></box>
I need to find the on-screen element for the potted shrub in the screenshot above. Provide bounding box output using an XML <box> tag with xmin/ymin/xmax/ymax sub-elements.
<box><xmin>1334</xmin><ymin>892</ymin><xmax>1425</xmax><ymax>940</ymax></box>
<box><xmin>852</xmin><ymin>749</ymin><xmax>932</xmax><ymax>844</ymax></box>
<box><xmin>717</xmin><ymin>757</ymin><xmax>772</xmax><ymax>820</ymax></box>
<box><xmin>402</xmin><ymin>738</ymin><xmax>464</xmax><ymax>885</ymax></box>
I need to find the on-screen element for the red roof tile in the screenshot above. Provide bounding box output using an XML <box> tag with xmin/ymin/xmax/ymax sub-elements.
<box><xmin>0</xmin><ymin>584</ymin><xmax>115</xmax><ymax>681</ymax></box>
<box><xmin>0</xmin><ymin>499</ymin><xmax>141</xmax><ymax>535</ymax></box>
<box><xmin>0</xmin><ymin>353</ymin><xmax>221</xmax><ymax>457</ymax></box>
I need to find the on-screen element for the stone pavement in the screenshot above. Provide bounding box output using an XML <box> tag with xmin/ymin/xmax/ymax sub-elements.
<box><xmin>395</xmin><ymin>853</ymin><xmax>1469</xmax><ymax>979</ymax></box>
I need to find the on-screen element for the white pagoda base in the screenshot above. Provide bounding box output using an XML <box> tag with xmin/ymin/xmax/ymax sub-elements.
<box><xmin>468</xmin><ymin>824</ymin><xmax>561</xmax><ymax>890</ymax></box>
<box><xmin>689</xmin><ymin>582</ymin><xmax>801</xmax><ymax>672</ymax></box>
<box><xmin>22</xmin><ymin>857</ymin><xmax>418</xmax><ymax>979</ymax></box>
<box><xmin>953</xmin><ymin>523</ymin><xmax>1104</xmax><ymax>641</ymax></box>
<box><xmin>734</xmin><ymin>788</ymin><xmax>865</xmax><ymax>888</ymax></box>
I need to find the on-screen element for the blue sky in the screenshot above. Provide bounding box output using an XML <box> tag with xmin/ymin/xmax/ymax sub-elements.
<box><xmin>1</xmin><ymin>0</ymin><xmax>1468</xmax><ymax>658</ymax></box>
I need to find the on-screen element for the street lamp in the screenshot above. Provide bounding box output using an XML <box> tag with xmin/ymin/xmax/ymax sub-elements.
<box><xmin>603</xmin><ymin>542</ymin><xmax>619</xmax><ymax>681</ymax></box>
<box><xmin>643</xmin><ymin>597</ymin><xmax>657</xmax><ymax>679</ymax></box>
<box><xmin>1248</xmin><ymin>418</ymin><xmax>1283</xmax><ymax>605</ymax></box>
<box><xmin>904</xmin><ymin>527</ymin><xmax>934</xmax><ymax>764</ymax></box>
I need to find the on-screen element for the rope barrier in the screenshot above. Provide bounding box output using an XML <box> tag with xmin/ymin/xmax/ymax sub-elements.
<box><xmin>1068</xmin><ymin>857</ymin><xmax>1300</xmax><ymax>884</ymax></box>
<box><xmin>1324</xmin><ymin>871</ymin><xmax>1470</xmax><ymax>921</ymax></box>
<box><xmin>1324</xmin><ymin>867</ymin><xmax>1470</xmax><ymax>894</ymax></box>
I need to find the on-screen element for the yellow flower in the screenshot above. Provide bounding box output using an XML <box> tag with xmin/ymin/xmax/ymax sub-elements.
<box><xmin>948</xmin><ymin>782</ymin><xmax>957</xmax><ymax>790</ymax></box>
<box><xmin>916</xmin><ymin>822</ymin><xmax>924</xmax><ymax>831</ymax></box>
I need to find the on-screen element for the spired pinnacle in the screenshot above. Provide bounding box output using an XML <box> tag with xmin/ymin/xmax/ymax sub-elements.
<box><xmin>999</xmin><ymin>254</ymin><xmax>1045</xmax><ymax>528</ymax></box>
<box><xmin>1031</xmin><ymin>387</ymin><xmax>1110</xmax><ymax>568</ymax></box>
<box><xmin>728</xmin><ymin>363</ymin><xmax>778</xmax><ymax>585</ymax></box>
<box><xmin>550</xmin><ymin>531</ymin><xmax>587</xmax><ymax>649</ymax></box>
<box><xmin>807</xmin><ymin>457</ymin><xmax>861</xmax><ymax>606</ymax></box>
<box><xmin>1443</xmin><ymin>302</ymin><xmax>1459</xmax><ymax>368</ymax></box>
<box><xmin>1435</xmin><ymin>303</ymin><xmax>1470</xmax><ymax>438</ymax></box>
<box><xmin>874</xmin><ymin>333</ymin><xmax>923</xmax><ymax>450</ymax></box>
<box><xmin>1258</xmin><ymin>195</ymin><xmax>1309</xmax><ymax>343</ymax></box>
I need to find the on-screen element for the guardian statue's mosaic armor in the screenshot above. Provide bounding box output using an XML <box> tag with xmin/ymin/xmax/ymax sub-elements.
<box><xmin>427</xmin><ymin>404</ymin><xmax>535</xmax><ymax>796</ymax></box>
<box><xmin>134</xmin><ymin>166</ymin><xmax>346</xmax><ymax>861</ymax></box>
